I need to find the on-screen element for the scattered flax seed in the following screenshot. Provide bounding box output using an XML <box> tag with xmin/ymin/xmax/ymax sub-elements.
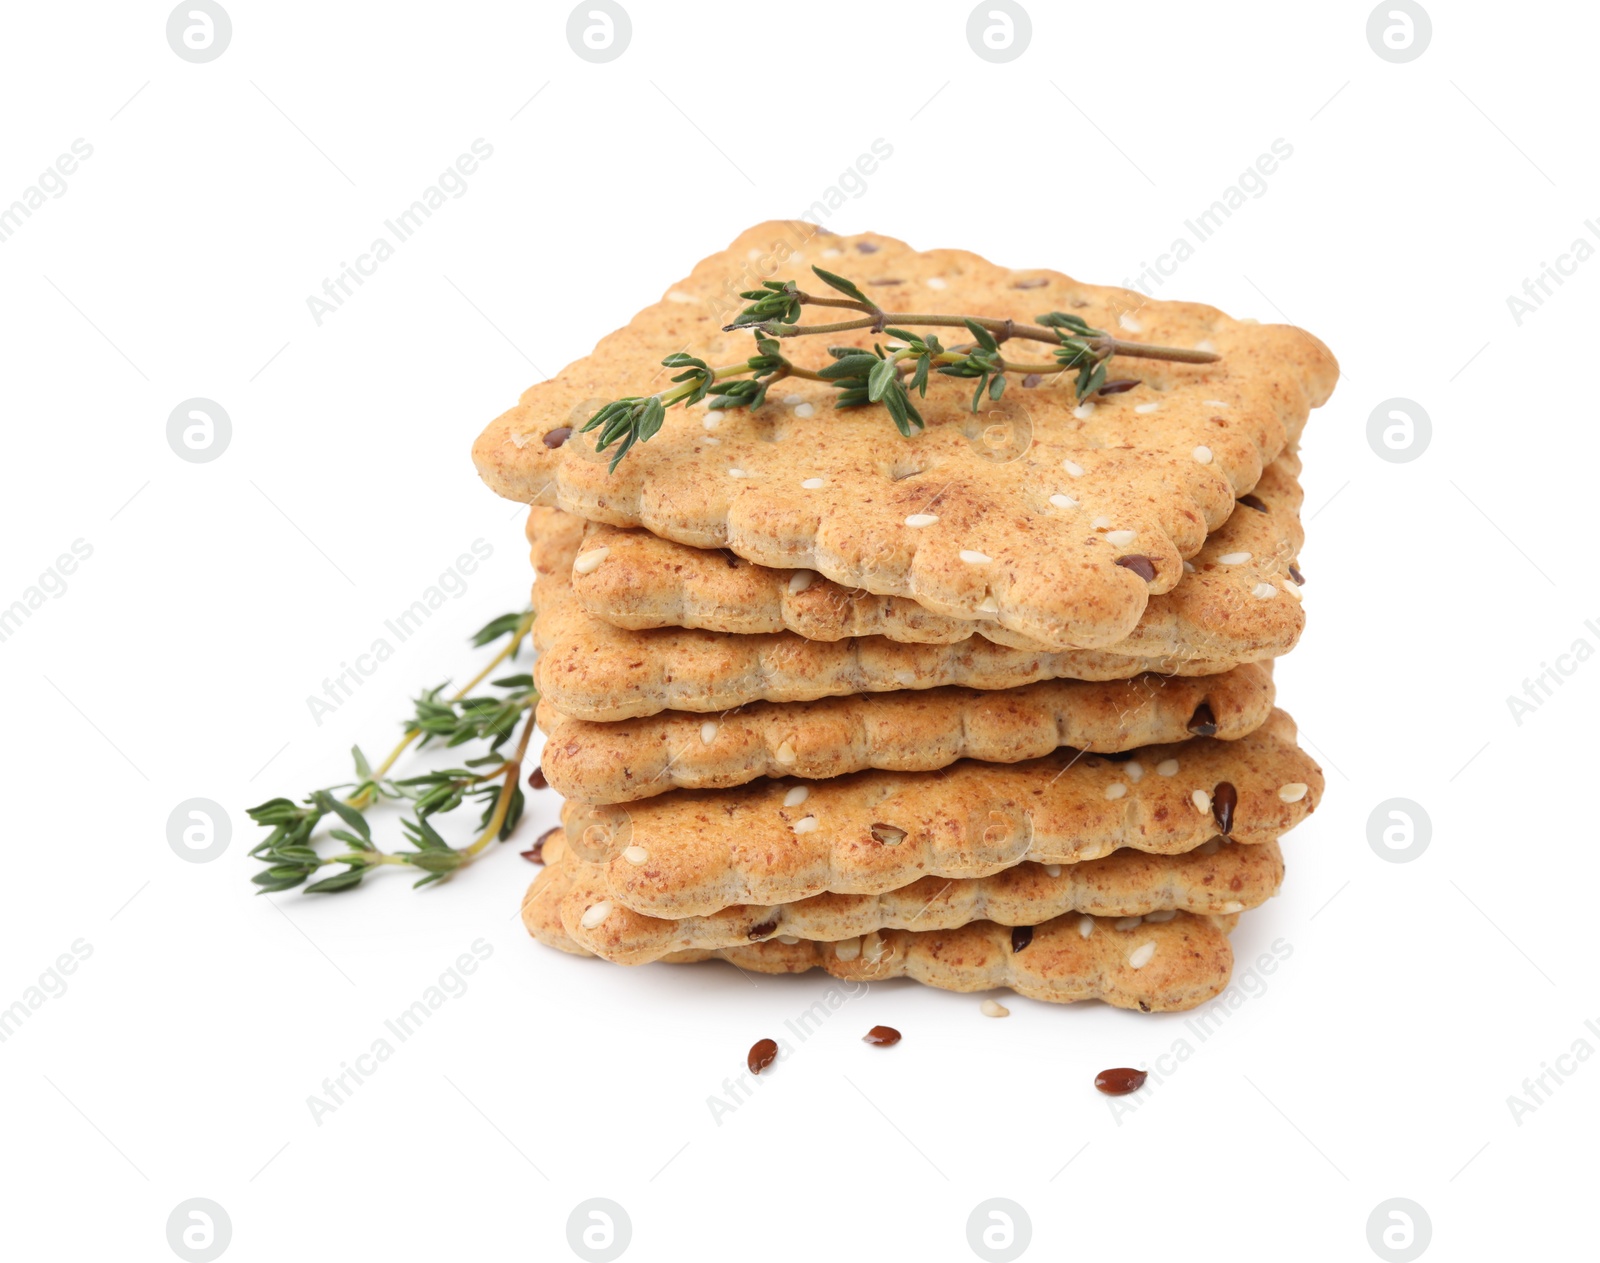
<box><xmin>1095</xmin><ymin>1067</ymin><xmax>1148</xmax><ymax>1096</ymax></box>
<box><xmin>747</xmin><ymin>1038</ymin><xmax>779</xmax><ymax>1075</ymax></box>
<box><xmin>863</xmin><ymin>1025</ymin><xmax>902</xmax><ymax>1046</ymax></box>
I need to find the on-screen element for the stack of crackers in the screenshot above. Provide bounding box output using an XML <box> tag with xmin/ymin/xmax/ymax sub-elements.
<box><xmin>474</xmin><ymin>224</ymin><xmax>1336</xmax><ymax>1013</ymax></box>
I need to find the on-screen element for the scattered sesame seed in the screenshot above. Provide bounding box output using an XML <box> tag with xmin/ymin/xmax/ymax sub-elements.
<box><xmin>1220</xmin><ymin>901</ymin><xmax>1244</xmax><ymax>914</ymax></box>
<box><xmin>1105</xmin><ymin>529</ymin><xmax>1137</xmax><ymax>547</ymax></box>
<box><xmin>801</xmin><ymin>477</ymin><xmax>825</xmax><ymax>489</ymax></box>
<box><xmin>1156</xmin><ymin>759</ymin><xmax>1180</xmax><ymax>777</ymax></box>
<box><xmin>893</xmin><ymin>669</ymin><xmax>917</xmax><ymax>685</ymax></box>
<box><xmin>573</xmin><ymin>547</ymin><xmax>611</xmax><ymax>575</ymax></box>
<box><xmin>1128</xmin><ymin>942</ymin><xmax>1157</xmax><ymax>969</ymax></box>
<box><xmin>790</xmin><ymin>252</ymin><xmax>805</xmax><ymax>265</ymax></box>
<box><xmin>1192</xmin><ymin>445</ymin><xmax>1213</xmax><ymax>464</ymax></box>
<box><xmin>1115</xmin><ymin>916</ymin><xmax>1142</xmax><ymax>930</ymax></box>
<box><xmin>980</xmin><ymin>999</ymin><xmax>1010</xmax><ymax>1018</ymax></box>
<box><xmin>1078</xmin><ymin>916</ymin><xmax>1094</xmax><ymax>938</ymax></box>
<box><xmin>788</xmin><ymin>570</ymin><xmax>814</xmax><ymax>594</ymax></box>
<box><xmin>905</xmin><ymin>513</ymin><xmax>938</xmax><ymax>528</ymax></box>
<box><xmin>1118</xmin><ymin>313</ymin><xmax>1143</xmax><ymax>333</ymax></box>
<box><xmin>1143</xmin><ymin>909</ymin><xmax>1177</xmax><ymax>923</ymax></box>
<box><xmin>1134</xmin><ymin>402</ymin><xmax>1160</xmax><ymax>414</ymax></box>
<box><xmin>703</xmin><ymin>436</ymin><xmax>721</xmax><ymax>445</ymax></box>
<box><xmin>960</xmin><ymin>549</ymin><xmax>992</xmax><ymax>564</ymax></box>
<box><xmin>784</xmin><ymin>785</ymin><xmax>810</xmax><ymax>807</ymax></box>
<box><xmin>746</xmin><ymin>248</ymin><xmax>762</xmax><ymax>260</ymax></box>
<box><xmin>1044</xmin><ymin>864</ymin><xmax>1062</xmax><ymax>877</ymax></box>
<box><xmin>666</xmin><ymin>289</ymin><xmax>696</xmax><ymax>304</ymax></box>
<box><xmin>834</xmin><ymin>937</ymin><xmax>861</xmax><ymax>961</ymax></box>
<box><xmin>1278</xmin><ymin>782</ymin><xmax>1309</xmax><ymax>803</ymax></box>
<box><xmin>794</xmin><ymin>403</ymin><xmax>815</xmax><ymax>418</ymax></box>
<box><xmin>1195</xmin><ymin>339</ymin><xmax>1216</xmax><ymax>353</ymax></box>
<box><xmin>702</xmin><ymin>415</ymin><xmax>720</xmax><ymax>430</ymax></box>
<box><xmin>1062</xmin><ymin>459</ymin><xmax>1085</xmax><ymax>477</ymax></box>
<box><xmin>976</xmin><ymin>596</ymin><xmax>1000</xmax><ymax>614</ymax></box>
<box><xmin>1192</xmin><ymin>789</ymin><xmax>1211</xmax><ymax>813</ymax></box>
<box><xmin>927</xmin><ymin>276</ymin><xmax>948</xmax><ymax>289</ymax></box>
<box><xmin>1048</xmin><ymin>493</ymin><xmax>1079</xmax><ymax>511</ymax></box>
<box><xmin>1126</xmin><ymin>761</ymin><xmax>1144</xmax><ymax>782</ymax></box>
<box><xmin>700</xmin><ymin>722</ymin><xmax>718</xmax><ymax>744</ymax></box>
<box><xmin>793</xmin><ymin>815</ymin><xmax>819</xmax><ymax>834</ymax></box>
<box><xmin>1219</xmin><ymin>551</ymin><xmax>1252</xmax><ymax>565</ymax></box>
<box><xmin>820</xmin><ymin>248</ymin><xmax>842</xmax><ymax>259</ymax></box>
<box><xmin>778</xmin><ymin>934</ymin><xmax>801</xmax><ymax>944</ymax></box>
<box><xmin>1283</xmin><ymin>578</ymin><xmax>1303</xmax><ymax>600</ymax></box>
<box><xmin>622</xmin><ymin>846</ymin><xmax>649</xmax><ymax>865</ymax></box>
<box><xmin>580</xmin><ymin>902</ymin><xmax>612</xmax><ymax>929</ymax></box>
<box><xmin>728</xmin><ymin>467</ymin><xmax>747</xmax><ymax>477</ymax></box>
<box><xmin>1073</xmin><ymin>403</ymin><xmax>1096</xmax><ymax>420</ymax></box>
<box><xmin>1183</xmin><ymin>560</ymin><xmax>1197</xmax><ymax>574</ymax></box>
<box><xmin>782</xmin><ymin>393</ymin><xmax>805</xmax><ymax>405</ymax></box>
<box><xmin>1203</xmin><ymin>399</ymin><xmax>1229</xmax><ymax>408</ymax></box>
<box><xmin>1105</xmin><ymin>783</ymin><xmax>1127</xmax><ymax>800</ymax></box>
<box><xmin>1252</xmin><ymin>582</ymin><xmax>1278</xmax><ymax>599</ymax></box>
<box><xmin>775</xmin><ymin>739</ymin><xmax>797</xmax><ymax>766</ymax></box>
<box><xmin>1092</xmin><ymin>515</ymin><xmax>1112</xmax><ymax>529</ymax></box>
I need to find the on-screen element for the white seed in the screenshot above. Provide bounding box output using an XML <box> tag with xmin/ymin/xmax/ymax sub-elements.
<box><xmin>784</xmin><ymin>785</ymin><xmax>810</xmax><ymax>807</ymax></box>
<box><xmin>980</xmin><ymin>999</ymin><xmax>1010</xmax><ymax>1018</ymax></box>
<box><xmin>833</xmin><ymin>937</ymin><xmax>861</xmax><ymax>961</ymax></box>
<box><xmin>788</xmin><ymin>570</ymin><xmax>815</xmax><ymax>594</ymax></box>
<box><xmin>820</xmin><ymin>248</ymin><xmax>842</xmax><ymax>259</ymax></box>
<box><xmin>1118</xmin><ymin>313</ymin><xmax>1143</xmax><ymax>333</ymax></box>
<box><xmin>793</xmin><ymin>815</ymin><xmax>819</xmax><ymax>834</ymax></box>
<box><xmin>1192</xmin><ymin>789</ymin><xmax>1211</xmax><ymax>813</ymax></box>
<box><xmin>893</xmin><ymin>668</ymin><xmax>917</xmax><ymax>686</ymax></box>
<box><xmin>1203</xmin><ymin>399</ymin><xmax>1229</xmax><ymax>408</ymax></box>
<box><xmin>1220</xmin><ymin>901</ymin><xmax>1245</xmax><ymax>914</ymax></box>
<box><xmin>1134</xmin><ymin>402</ymin><xmax>1160</xmax><ymax>414</ymax></box>
<box><xmin>1143</xmin><ymin>909</ymin><xmax>1177</xmax><ymax>923</ymax></box>
<box><xmin>790</xmin><ymin>252</ymin><xmax>805</xmax><ymax>265</ymax></box>
<box><xmin>782</xmin><ymin>393</ymin><xmax>805</xmax><ymax>405</ymax></box>
<box><xmin>1073</xmin><ymin>402</ymin><xmax>1096</xmax><ymax>420</ymax></box>
<box><xmin>1252</xmin><ymin>582</ymin><xmax>1278</xmax><ymax>599</ymax></box>
<box><xmin>700</xmin><ymin>722</ymin><xmax>718</xmax><ymax>744</ymax></box>
<box><xmin>1125</xmin><ymin>761</ymin><xmax>1144</xmax><ymax>782</ymax></box>
<box><xmin>801</xmin><ymin>477</ymin><xmax>825</xmax><ymax>489</ymax></box>
<box><xmin>1183</xmin><ymin>560</ymin><xmax>1197</xmax><ymax>573</ymax></box>
<box><xmin>728</xmin><ymin>467</ymin><xmax>747</xmax><ymax>477</ymax></box>
<box><xmin>905</xmin><ymin>513</ymin><xmax>938</xmax><ymax>528</ymax></box>
<box><xmin>1219</xmin><ymin>551</ymin><xmax>1252</xmax><ymax>565</ymax></box>
<box><xmin>862</xmin><ymin>931</ymin><xmax>888</xmax><ymax>963</ymax></box>
<box><xmin>572</xmin><ymin>547</ymin><xmax>611</xmax><ymax>575</ymax></box>
<box><xmin>1078</xmin><ymin>915</ymin><xmax>1094</xmax><ymax>938</ymax></box>
<box><xmin>1128</xmin><ymin>942</ymin><xmax>1156</xmax><ymax>969</ymax></box>
<box><xmin>778</xmin><ymin>934</ymin><xmax>801</xmax><ymax>944</ymax></box>
<box><xmin>1105</xmin><ymin>783</ymin><xmax>1127</xmax><ymax>800</ymax></box>
<box><xmin>1092</xmin><ymin>515</ymin><xmax>1112</xmax><ymax>529</ymax></box>
<box><xmin>1115</xmin><ymin>916</ymin><xmax>1143</xmax><ymax>931</ymax></box>
<box><xmin>774</xmin><ymin>739</ymin><xmax>797</xmax><ymax>766</ymax></box>
<box><xmin>702</xmin><ymin>414</ymin><xmax>720</xmax><ymax>430</ymax></box>
<box><xmin>703</xmin><ymin>436</ymin><xmax>721</xmax><ymax>445</ymax></box>
<box><xmin>960</xmin><ymin>549</ymin><xmax>992</xmax><ymax>564</ymax></box>
<box><xmin>1278</xmin><ymin>782</ymin><xmax>1309</xmax><ymax>803</ymax></box>
<box><xmin>621</xmin><ymin>846</ymin><xmax>649</xmax><ymax>865</ymax></box>
<box><xmin>1192</xmin><ymin>445</ymin><xmax>1214</xmax><ymax>464</ymax></box>
<box><xmin>1283</xmin><ymin>578</ymin><xmax>1303</xmax><ymax>600</ymax></box>
<box><xmin>580</xmin><ymin>902</ymin><xmax>612</xmax><ymax>930</ymax></box>
<box><xmin>927</xmin><ymin>276</ymin><xmax>948</xmax><ymax>289</ymax></box>
<box><xmin>794</xmin><ymin>403</ymin><xmax>815</xmax><ymax>418</ymax></box>
<box><xmin>1195</xmin><ymin>339</ymin><xmax>1216</xmax><ymax>353</ymax></box>
<box><xmin>1105</xmin><ymin>529</ymin><xmax>1137</xmax><ymax>547</ymax></box>
<box><xmin>1062</xmin><ymin>459</ymin><xmax>1085</xmax><ymax>477</ymax></box>
<box><xmin>1049</xmin><ymin>493</ymin><xmax>1079</xmax><ymax>510</ymax></box>
<box><xmin>1044</xmin><ymin>864</ymin><xmax>1062</xmax><ymax>877</ymax></box>
<box><xmin>1156</xmin><ymin>758</ymin><xmax>1180</xmax><ymax>777</ymax></box>
<box><xmin>666</xmin><ymin>289</ymin><xmax>696</xmax><ymax>304</ymax></box>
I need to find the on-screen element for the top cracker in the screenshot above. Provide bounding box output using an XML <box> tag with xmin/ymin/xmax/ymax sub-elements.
<box><xmin>474</xmin><ymin>222</ymin><xmax>1337</xmax><ymax>649</ymax></box>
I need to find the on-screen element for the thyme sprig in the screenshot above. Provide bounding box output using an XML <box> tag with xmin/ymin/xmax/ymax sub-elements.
<box><xmin>248</xmin><ymin>609</ymin><xmax>539</xmax><ymax>894</ymax></box>
<box><xmin>582</xmin><ymin>265</ymin><xmax>1219</xmax><ymax>467</ymax></box>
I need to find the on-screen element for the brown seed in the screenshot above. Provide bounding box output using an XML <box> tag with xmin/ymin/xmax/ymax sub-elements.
<box><xmin>1237</xmin><ymin>493</ymin><xmax>1268</xmax><ymax>513</ymax></box>
<box><xmin>870</xmin><ymin>822</ymin><xmax>908</xmax><ymax>846</ymax></box>
<box><xmin>718</xmin><ymin>548</ymin><xmax>742</xmax><ymax>568</ymax></box>
<box><xmin>1095</xmin><ymin>1067</ymin><xmax>1149</xmax><ymax>1096</ymax></box>
<box><xmin>1212</xmin><ymin>781</ymin><xmax>1238</xmax><ymax>835</ymax></box>
<box><xmin>1097</xmin><ymin>378</ymin><xmax>1140</xmax><ymax>396</ymax></box>
<box><xmin>855</xmin><ymin>242</ymin><xmax>879</xmax><ymax>253</ymax></box>
<box><xmin>1011</xmin><ymin>277</ymin><xmax>1049</xmax><ymax>289</ymax></box>
<box><xmin>863</xmin><ymin>1025</ymin><xmax>902</xmax><ymax>1047</ymax></box>
<box><xmin>747</xmin><ymin>1038</ymin><xmax>779</xmax><ymax>1075</ymax></box>
<box><xmin>1011</xmin><ymin>925</ymin><xmax>1034</xmax><ymax>952</ymax></box>
<box><xmin>747</xmin><ymin>919</ymin><xmax>778</xmax><ymax>940</ymax></box>
<box><xmin>1021</xmin><ymin>373</ymin><xmax>1042</xmax><ymax>388</ymax></box>
<box><xmin>1115</xmin><ymin>554</ymin><xmax>1157</xmax><ymax>582</ymax></box>
<box><xmin>1289</xmin><ymin>562</ymin><xmax>1305</xmax><ymax>585</ymax></box>
<box><xmin>542</xmin><ymin>426</ymin><xmax>572</xmax><ymax>449</ymax></box>
<box><xmin>521</xmin><ymin>825</ymin><xmax>561</xmax><ymax>865</ymax></box>
<box><xmin>868</xmin><ymin>278</ymin><xmax>904</xmax><ymax>286</ymax></box>
<box><xmin>527</xmin><ymin>765</ymin><xmax>549</xmax><ymax>790</ymax></box>
<box><xmin>1188</xmin><ymin>702</ymin><xmax>1218</xmax><ymax>736</ymax></box>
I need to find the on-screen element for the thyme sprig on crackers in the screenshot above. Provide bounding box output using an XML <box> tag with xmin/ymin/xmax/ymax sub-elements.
<box><xmin>582</xmin><ymin>265</ymin><xmax>1220</xmax><ymax>470</ymax></box>
<box><xmin>247</xmin><ymin>609</ymin><xmax>540</xmax><ymax>894</ymax></box>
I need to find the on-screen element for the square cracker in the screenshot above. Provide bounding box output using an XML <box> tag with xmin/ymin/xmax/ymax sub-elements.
<box><xmin>474</xmin><ymin>222</ymin><xmax>1336</xmax><ymax>650</ymax></box>
<box><xmin>558</xmin><ymin>708</ymin><xmax>1319</xmax><ymax>918</ymax></box>
<box><xmin>535</xmin><ymin>662</ymin><xmax>1275</xmax><ymax>804</ymax></box>
<box><xmin>540</xmin><ymin>827</ymin><xmax>1282</xmax><ymax>965</ymax></box>
<box><xmin>523</xmin><ymin>860</ymin><xmax>1240</xmax><ymax>1012</ymax></box>
<box><xmin>526</xmin><ymin>452</ymin><xmax>1305</xmax><ymax>722</ymax></box>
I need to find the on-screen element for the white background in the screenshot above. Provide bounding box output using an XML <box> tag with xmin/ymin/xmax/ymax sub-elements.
<box><xmin>1</xmin><ymin>2</ymin><xmax>1595</xmax><ymax>1260</ymax></box>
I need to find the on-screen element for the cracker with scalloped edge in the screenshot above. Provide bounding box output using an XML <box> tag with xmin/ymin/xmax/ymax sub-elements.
<box><xmin>543</xmin><ymin>827</ymin><xmax>1280</xmax><ymax>965</ymax></box>
<box><xmin>522</xmin><ymin>860</ymin><xmax>1239</xmax><ymax>1012</ymax></box>
<box><xmin>535</xmin><ymin>662</ymin><xmax>1274</xmax><ymax>804</ymax></box>
<box><xmin>542</xmin><ymin>449</ymin><xmax>1305</xmax><ymax>656</ymax></box>
<box><xmin>556</xmin><ymin>709</ymin><xmax>1318</xmax><ymax>918</ymax></box>
<box><xmin>475</xmin><ymin>222</ymin><xmax>1336</xmax><ymax>651</ymax></box>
